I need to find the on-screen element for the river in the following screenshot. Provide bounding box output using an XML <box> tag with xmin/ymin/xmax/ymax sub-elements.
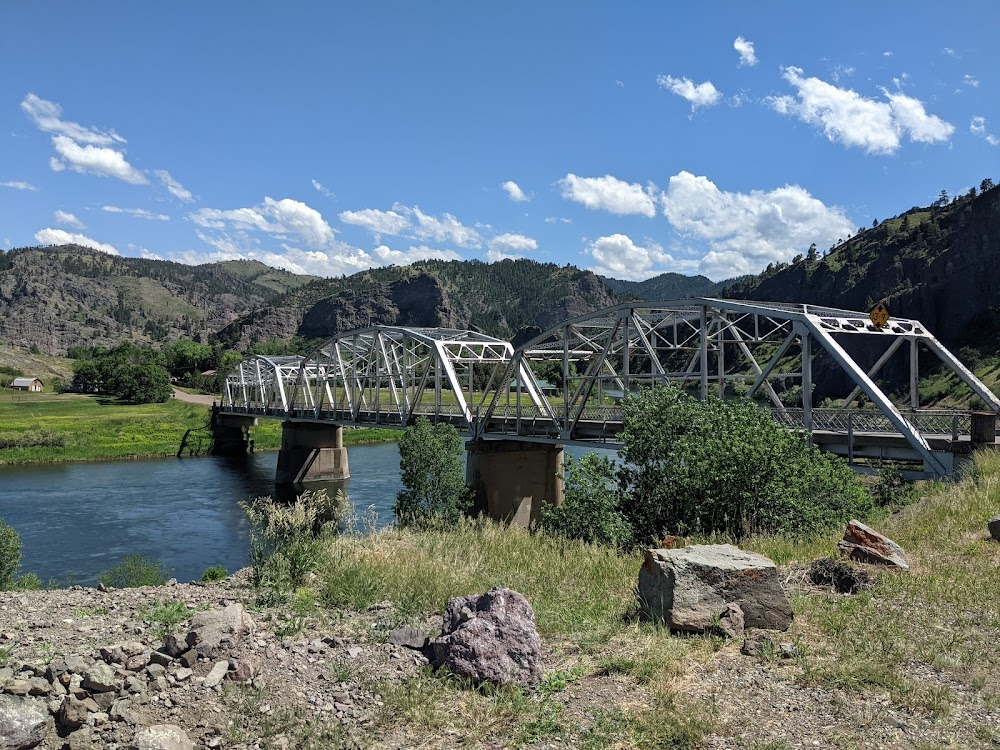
<box><xmin>0</xmin><ymin>443</ymin><xmax>606</xmax><ymax>585</ymax></box>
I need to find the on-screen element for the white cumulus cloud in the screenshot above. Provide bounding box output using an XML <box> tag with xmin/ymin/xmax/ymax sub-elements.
<box><xmin>656</xmin><ymin>75</ymin><xmax>722</xmax><ymax>110</ymax></box>
<box><xmin>49</xmin><ymin>135</ymin><xmax>147</xmax><ymax>184</ymax></box>
<box><xmin>661</xmin><ymin>171</ymin><xmax>854</xmax><ymax>279</ymax></box>
<box><xmin>102</xmin><ymin>206</ymin><xmax>170</xmax><ymax>221</ymax></box>
<box><xmin>559</xmin><ymin>174</ymin><xmax>658</xmax><ymax>217</ymax></box>
<box><xmin>0</xmin><ymin>181</ymin><xmax>37</xmax><ymax>191</ymax></box>
<box><xmin>970</xmin><ymin>116</ymin><xmax>1000</xmax><ymax>146</ymax></box>
<box><xmin>153</xmin><ymin>170</ymin><xmax>193</xmax><ymax>202</ymax></box>
<box><xmin>339</xmin><ymin>208</ymin><xmax>411</xmax><ymax>238</ymax></box>
<box><xmin>768</xmin><ymin>66</ymin><xmax>954</xmax><ymax>154</ymax></box>
<box><xmin>372</xmin><ymin>244</ymin><xmax>462</xmax><ymax>266</ymax></box>
<box><xmin>54</xmin><ymin>210</ymin><xmax>84</xmax><ymax>228</ymax></box>
<box><xmin>21</xmin><ymin>94</ymin><xmax>125</xmax><ymax>146</ymax></box>
<box><xmin>486</xmin><ymin>233</ymin><xmax>538</xmax><ymax>261</ymax></box>
<box><xmin>584</xmin><ymin>234</ymin><xmax>697</xmax><ymax>281</ymax></box>
<box><xmin>734</xmin><ymin>37</ymin><xmax>757</xmax><ymax>67</ymax></box>
<box><xmin>502</xmin><ymin>180</ymin><xmax>529</xmax><ymax>202</ymax></box>
<box><xmin>191</xmin><ymin>197</ymin><xmax>334</xmax><ymax>247</ymax></box>
<box><xmin>34</xmin><ymin>227</ymin><xmax>118</xmax><ymax>255</ymax></box>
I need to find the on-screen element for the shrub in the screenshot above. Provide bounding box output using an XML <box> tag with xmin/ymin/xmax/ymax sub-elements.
<box><xmin>618</xmin><ymin>387</ymin><xmax>873</xmax><ymax>544</ymax></box>
<box><xmin>395</xmin><ymin>418</ymin><xmax>473</xmax><ymax>527</ymax></box>
<box><xmin>199</xmin><ymin>565</ymin><xmax>228</xmax><ymax>582</ymax></box>
<box><xmin>542</xmin><ymin>453</ymin><xmax>631</xmax><ymax>548</ymax></box>
<box><xmin>0</xmin><ymin>520</ymin><xmax>22</xmax><ymax>590</ymax></box>
<box><xmin>241</xmin><ymin>488</ymin><xmax>347</xmax><ymax>589</ymax></box>
<box><xmin>98</xmin><ymin>554</ymin><xmax>172</xmax><ymax>588</ymax></box>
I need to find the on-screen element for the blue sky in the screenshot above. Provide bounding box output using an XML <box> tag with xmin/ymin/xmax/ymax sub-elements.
<box><xmin>1</xmin><ymin>2</ymin><xmax>997</xmax><ymax>281</ymax></box>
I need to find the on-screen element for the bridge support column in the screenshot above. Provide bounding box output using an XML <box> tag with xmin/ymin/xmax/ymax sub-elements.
<box><xmin>210</xmin><ymin>409</ymin><xmax>257</xmax><ymax>456</ymax></box>
<box><xmin>275</xmin><ymin>422</ymin><xmax>350</xmax><ymax>484</ymax></box>
<box><xmin>465</xmin><ymin>440</ymin><xmax>564</xmax><ymax>527</ymax></box>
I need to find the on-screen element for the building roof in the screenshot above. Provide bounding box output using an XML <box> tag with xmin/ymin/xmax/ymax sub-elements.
<box><xmin>11</xmin><ymin>377</ymin><xmax>42</xmax><ymax>387</ymax></box>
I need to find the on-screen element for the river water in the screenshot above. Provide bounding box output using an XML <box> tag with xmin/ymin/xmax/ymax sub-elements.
<box><xmin>0</xmin><ymin>443</ymin><xmax>607</xmax><ymax>585</ymax></box>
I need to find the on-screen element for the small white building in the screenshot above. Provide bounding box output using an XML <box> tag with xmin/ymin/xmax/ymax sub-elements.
<box><xmin>11</xmin><ymin>377</ymin><xmax>43</xmax><ymax>392</ymax></box>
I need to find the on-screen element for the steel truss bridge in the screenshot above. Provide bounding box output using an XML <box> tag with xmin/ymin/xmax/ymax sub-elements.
<box><xmin>218</xmin><ymin>298</ymin><xmax>1000</xmax><ymax>478</ymax></box>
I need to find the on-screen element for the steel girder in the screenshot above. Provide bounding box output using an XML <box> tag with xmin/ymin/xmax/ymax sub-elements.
<box><xmin>476</xmin><ymin>298</ymin><xmax>1000</xmax><ymax>476</ymax></box>
<box><xmin>222</xmin><ymin>355</ymin><xmax>305</xmax><ymax>414</ymax></box>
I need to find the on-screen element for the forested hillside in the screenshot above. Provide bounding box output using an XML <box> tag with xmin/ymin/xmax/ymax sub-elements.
<box><xmin>214</xmin><ymin>259</ymin><xmax>619</xmax><ymax>350</ymax></box>
<box><xmin>0</xmin><ymin>246</ymin><xmax>306</xmax><ymax>354</ymax></box>
<box><xmin>724</xmin><ymin>180</ymin><xmax>1000</xmax><ymax>352</ymax></box>
<box><xmin>601</xmin><ymin>272</ymin><xmax>730</xmax><ymax>300</ymax></box>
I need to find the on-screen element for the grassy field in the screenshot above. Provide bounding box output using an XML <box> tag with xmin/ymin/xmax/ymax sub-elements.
<box><xmin>0</xmin><ymin>391</ymin><xmax>397</xmax><ymax>465</ymax></box>
<box><xmin>276</xmin><ymin>453</ymin><xmax>1000</xmax><ymax>748</ymax></box>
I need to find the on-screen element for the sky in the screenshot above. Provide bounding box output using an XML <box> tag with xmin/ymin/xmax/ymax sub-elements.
<box><xmin>1</xmin><ymin>2</ymin><xmax>997</xmax><ymax>282</ymax></box>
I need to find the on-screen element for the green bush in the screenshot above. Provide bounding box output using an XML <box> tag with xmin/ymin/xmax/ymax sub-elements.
<box><xmin>199</xmin><ymin>565</ymin><xmax>228</xmax><ymax>582</ymax></box>
<box><xmin>97</xmin><ymin>554</ymin><xmax>172</xmax><ymax>588</ymax></box>
<box><xmin>394</xmin><ymin>418</ymin><xmax>473</xmax><ymax>527</ymax></box>
<box><xmin>618</xmin><ymin>387</ymin><xmax>873</xmax><ymax>544</ymax></box>
<box><xmin>542</xmin><ymin>453</ymin><xmax>631</xmax><ymax>548</ymax></box>
<box><xmin>241</xmin><ymin>488</ymin><xmax>347</xmax><ymax>589</ymax></box>
<box><xmin>0</xmin><ymin>520</ymin><xmax>22</xmax><ymax>591</ymax></box>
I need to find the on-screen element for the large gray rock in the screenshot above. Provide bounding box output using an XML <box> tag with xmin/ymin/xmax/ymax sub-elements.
<box><xmin>639</xmin><ymin>544</ymin><xmax>793</xmax><ymax>632</ymax></box>
<box><xmin>988</xmin><ymin>514</ymin><xmax>1000</xmax><ymax>542</ymax></box>
<box><xmin>185</xmin><ymin>603</ymin><xmax>254</xmax><ymax>658</ymax></box>
<box><xmin>133</xmin><ymin>724</ymin><xmax>194</xmax><ymax>750</ymax></box>
<box><xmin>431</xmin><ymin>588</ymin><xmax>542</xmax><ymax>688</ymax></box>
<box><xmin>0</xmin><ymin>694</ymin><xmax>51</xmax><ymax>750</ymax></box>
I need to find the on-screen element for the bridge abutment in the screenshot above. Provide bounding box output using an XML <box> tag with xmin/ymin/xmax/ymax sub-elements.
<box><xmin>275</xmin><ymin>422</ymin><xmax>350</xmax><ymax>484</ymax></box>
<box><xmin>465</xmin><ymin>439</ymin><xmax>564</xmax><ymax>527</ymax></box>
<box><xmin>210</xmin><ymin>409</ymin><xmax>257</xmax><ymax>456</ymax></box>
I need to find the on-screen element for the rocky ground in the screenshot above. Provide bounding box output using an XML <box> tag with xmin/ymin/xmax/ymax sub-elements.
<box><xmin>0</xmin><ymin>557</ymin><xmax>996</xmax><ymax>749</ymax></box>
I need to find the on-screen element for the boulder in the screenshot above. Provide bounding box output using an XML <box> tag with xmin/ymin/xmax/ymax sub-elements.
<box><xmin>988</xmin><ymin>514</ymin><xmax>1000</xmax><ymax>542</ymax></box>
<box><xmin>133</xmin><ymin>725</ymin><xmax>194</xmax><ymax>750</ymax></box>
<box><xmin>837</xmin><ymin>520</ymin><xmax>908</xmax><ymax>570</ymax></box>
<box><xmin>0</xmin><ymin>694</ymin><xmax>51</xmax><ymax>750</ymax></box>
<box><xmin>185</xmin><ymin>604</ymin><xmax>254</xmax><ymax>658</ymax></box>
<box><xmin>81</xmin><ymin>663</ymin><xmax>116</xmax><ymax>694</ymax></box>
<box><xmin>431</xmin><ymin>588</ymin><xmax>542</xmax><ymax>688</ymax></box>
<box><xmin>639</xmin><ymin>544</ymin><xmax>793</xmax><ymax>632</ymax></box>
<box><xmin>387</xmin><ymin>627</ymin><xmax>428</xmax><ymax>649</ymax></box>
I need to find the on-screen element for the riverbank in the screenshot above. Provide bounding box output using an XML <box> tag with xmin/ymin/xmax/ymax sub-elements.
<box><xmin>0</xmin><ymin>392</ymin><xmax>398</xmax><ymax>465</ymax></box>
<box><xmin>0</xmin><ymin>453</ymin><xmax>996</xmax><ymax>748</ymax></box>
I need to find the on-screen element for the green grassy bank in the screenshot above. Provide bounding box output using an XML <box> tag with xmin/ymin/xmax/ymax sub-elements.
<box><xmin>256</xmin><ymin>454</ymin><xmax>1000</xmax><ymax>748</ymax></box>
<box><xmin>0</xmin><ymin>392</ymin><xmax>397</xmax><ymax>465</ymax></box>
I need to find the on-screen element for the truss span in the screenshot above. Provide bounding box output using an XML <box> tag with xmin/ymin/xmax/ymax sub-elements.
<box><xmin>219</xmin><ymin>300</ymin><xmax>1000</xmax><ymax>478</ymax></box>
<box><xmin>222</xmin><ymin>326</ymin><xmax>549</xmax><ymax>432</ymax></box>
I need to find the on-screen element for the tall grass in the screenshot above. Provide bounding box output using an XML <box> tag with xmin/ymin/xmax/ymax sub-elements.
<box><xmin>320</xmin><ymin>518</ymin><xmax>638</xmax><ymax>635</ymax></box>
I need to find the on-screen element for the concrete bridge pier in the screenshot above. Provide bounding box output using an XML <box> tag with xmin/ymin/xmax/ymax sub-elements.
<box><xmin>210</xmin><ymin>409</ymin><xmax>257</xmax><ymax>456</ymax></box>
<box><xmin>275</xmin><ymin>422</ymin><xmax>350</xmax><ymax>484</ymax></box>
<box><xmin>465</xmin><ymin>439</ymin><xmax>565</xmax><ymax>527</ymax></box>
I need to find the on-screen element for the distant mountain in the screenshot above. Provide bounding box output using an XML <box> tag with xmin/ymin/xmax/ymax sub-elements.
<box><xmin>600</xmin><ymin>272</ymin><xmax>734</xmax><ymax>301</ymax></box>
<box><xmin>0</xmin><ymin>246</ymin><xmax>307</xmax><ymax>354</ymax></box>
<box><xmin>214</xmin><ymin>259</ymin><xmax>620</xmax><ymax>350</ymax></box>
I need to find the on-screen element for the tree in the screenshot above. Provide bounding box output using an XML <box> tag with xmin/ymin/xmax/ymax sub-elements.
<box><xmin>0</xmin><ymin>519</ymin><xmax>21</xmax><ymax>591</ymax></box>
<box><xmin>982</xmin><ymin>178</ymin><xmax>995</xmax><ymax>193</ymax></box>
<box><xmin>541</xmin><ymin>453</ymin><xmax>630</xmax><ymax>548</ymax></box>
<box><xmin>616</xmin><ymin>387</ymin><xmax>873</xmax><ymax>544</ymax></box>
<box><xmin>806</xmin><ymin>244</ymin><xmax>818</xmax><ymax>263</ymax></box>
<box><xmin>395</xmin><ymin>418</ymin><xmax>473</xmax><ymax>526</ymax></box>
<box><xmin>71</xmin><ymin>342</ymin><xmax>171</xmax><ymax>403</ymax></box>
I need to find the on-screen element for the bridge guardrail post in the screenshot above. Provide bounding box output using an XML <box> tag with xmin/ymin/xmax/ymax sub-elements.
<box><xmin>952</xmin><ymin>414</ymin><xmax>959</xmax><ymax>443</ymax></box>
<box><xmin>847</xmin><ymin>411</ymin><xmax>854</xmax><ymax>465</ymax></box>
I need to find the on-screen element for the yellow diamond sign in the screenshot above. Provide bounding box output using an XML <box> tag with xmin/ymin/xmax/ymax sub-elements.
<box><xmin>869</xmin><ymin>301</ymin><xmax>890</xmax><ymax>329</ymax></box>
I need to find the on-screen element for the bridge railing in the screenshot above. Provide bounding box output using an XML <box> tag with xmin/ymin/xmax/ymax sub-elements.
<box><xmin>773</xmin><ymin>408</ymin><xmax>969</xmax><ymax>437</ymax></box>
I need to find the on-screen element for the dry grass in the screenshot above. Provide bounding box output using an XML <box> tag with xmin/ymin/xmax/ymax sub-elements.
<box><xmin>307</xmin><ymin>454</ymin><xmax>1000</xmax><ymax>748</ymax></box>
